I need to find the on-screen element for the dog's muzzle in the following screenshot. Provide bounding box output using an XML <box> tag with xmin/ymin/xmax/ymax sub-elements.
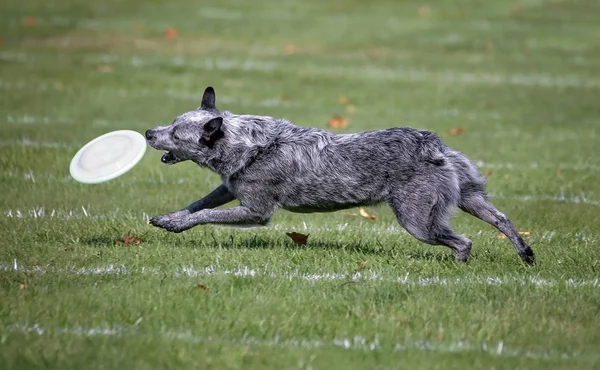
<box><xmin>161</xmin><ymin>152</ymin><xmax>184</xmax><ymax>165</ymax></box>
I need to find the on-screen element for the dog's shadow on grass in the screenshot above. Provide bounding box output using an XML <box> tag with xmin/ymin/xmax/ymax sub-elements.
<box><xmin>184</xmin><ymin>233</ymin><xmax>452</xmax><ymax>262</ymax></box>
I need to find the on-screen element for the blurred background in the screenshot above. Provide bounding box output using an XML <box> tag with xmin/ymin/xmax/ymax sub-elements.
<box><xmin>1</xmin><ymin>0</ymin><xmax>599</xmax><ymax>225</ymax></box>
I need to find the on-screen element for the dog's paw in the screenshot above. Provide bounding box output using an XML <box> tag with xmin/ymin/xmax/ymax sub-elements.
<box><xmin>149</xmin><ymin>212</ymin><xmax>191</xmax><ymax>233</ymax></box>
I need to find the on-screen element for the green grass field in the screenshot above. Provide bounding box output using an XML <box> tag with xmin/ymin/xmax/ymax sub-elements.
<box><xmin>1</xmin><ymin>0</ymin><xmax>600</xmax><ymax>368</ymax></box>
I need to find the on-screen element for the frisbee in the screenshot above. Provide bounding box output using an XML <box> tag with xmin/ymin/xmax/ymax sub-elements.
<box><xmin>69</xmin><ymin>130</ymin><xmax>147</xmax><ymax>184</ymax></box>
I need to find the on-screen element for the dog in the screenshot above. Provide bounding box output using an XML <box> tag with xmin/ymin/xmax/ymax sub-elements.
<box><xmin>145</xmin><ymin>86</ymin><xmax>535</xmax><ymax>264</ymax></box>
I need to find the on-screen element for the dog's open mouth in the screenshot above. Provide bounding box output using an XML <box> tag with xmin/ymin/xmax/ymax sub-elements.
<box><xmin>161</xmin><ymin>151</ymin><xmax>184</xmax><ymax>165</ymax></box>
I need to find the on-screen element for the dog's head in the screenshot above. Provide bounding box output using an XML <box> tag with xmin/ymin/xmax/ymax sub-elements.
<box><xmin>145</xmin><ymin>86</ymin><xmax>225</xmax><ymax>166</ymax></box>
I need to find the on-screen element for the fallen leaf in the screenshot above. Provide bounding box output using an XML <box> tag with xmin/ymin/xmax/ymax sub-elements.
<box><xmin>196</xmin><ymin>284</ymin><xmax>210</xmax><ymax>291</ymax></box>
<box><xmin>164</xmin><ymin>27</ymin><xmax>178</xmax><ymax>39</ymax></box>
<box><xmin>53</xmin><ymin>81</ymin><xmax>64</xmax><ymax>91</ymax></box>
<box><xmin>284</xmin><ymin>44</ymin><xmax>296</xmax><ymax>55</ymax></box>
<box><xmin>118</xmin><ymin>234</ymin><xmax>142</xmax><ymax>247</ymax></box>
<box><xmin>418</xmin><ymin>6</ymin><xmax>432</xmax><ymax>18</ymax></box>
<box><xmin>483</xmin><ymin>170</ymin><xmax>492</xmax><ymax>177</ymax></box>
<box><xmin>436</xmin><ymin>333</ymin><xmax>443</xmax><ymax>341</ymax></box>
<box><xmin>447</xmin><ymin>127</ymin><xmax>465</xmax><ymax>136</ymax></box>
<box><xmin>19</xmin><ymin>282</ymin><xmax>27</xmax><ymax>289</ymax></box>
<box><xmin>98</xmin><ymin>64</ymin><xmax>114</xmax><ymax>73</ymax></box>
<box><xmin>510</xmin><ymin>4</ymin><xmax>525</xmax><ymax>16</ymax></box>
<box><xmin>343</xmin><ymin>212</ymin><xmax>359</xmax><ymax>216</ymax></box>
<box><xmin>497</xmin><ymin>231</ymin><xmax>530</xmax><ymax>239</ymax></box>
<box><xmin>359</xmin><ymin>208</ymin><xmax>377</xmax><ymax>220</ymax></box>
<box><xmin>346</xmin><ymin>104</ymin><xmax>357</xmax><ymax>114</ymax></box>
<box><xmin>286</xmin><ymin>232</ymin><xmax>309</xmax><ymax>245</ymax></box>
<box><xmin>338</xmin><ymin>95</ymin><xmax>350</xmax><ymax>106</ymax></box>
<box><xmin>327</xmin><ymin>115</ymin><xmax>349</xmax><ymax>129</ymax></box>
<box><xmin>356</xmin><ymin>260</ymin><xmax>369</xmax><ymax>271</ymax></box>
<box><xmin>22</xmin><ymin>16</ymin><xmax>37</xmax><ymax>27</ymax></box>
<box><xmin>486</xmin><ymin>40</ymin><xmax>495</xmax><ymax>52</ymax></box>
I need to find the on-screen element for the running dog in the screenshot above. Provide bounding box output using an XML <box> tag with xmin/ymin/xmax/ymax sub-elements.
<box><xmin>145</xmin><ymin>86</ymin><xmax>535</xmax><ymax>264</ymax></box>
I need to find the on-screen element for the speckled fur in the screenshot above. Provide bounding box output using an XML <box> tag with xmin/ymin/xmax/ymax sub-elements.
<box><xmin>145</xmin><ymin>87</ymin><xmax>534</xmax><ymax>264</ymax></box>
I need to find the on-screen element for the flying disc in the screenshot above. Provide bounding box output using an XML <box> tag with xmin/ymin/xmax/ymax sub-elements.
<box><xmin>69</xmin><ymin>130</ymin><xmax>147</xmax><ymax>184</ymax></box>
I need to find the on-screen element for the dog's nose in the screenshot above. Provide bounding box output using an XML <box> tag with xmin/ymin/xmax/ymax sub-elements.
<box><xmin>145</xmin><ymin>130</ymin><xmax>154</xmax><ymax>140</ymax></box>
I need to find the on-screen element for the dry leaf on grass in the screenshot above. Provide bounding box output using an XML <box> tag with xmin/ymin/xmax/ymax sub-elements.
<box><xmin>447</xmin><ymin>127</ymin><xmax>465</xmax><ymax>136</ymax></box>
<box><xmin>359</xmin><ymin>208</ymin><xmax>377</xmax><ymax>220</ymax></box>
<box><xmin>436</xmin><ymin>333</ymin><xmax>443</xmax><ymax>341</ymax></box>
<box><xmin>117</xmin><ymin>234</ymin><xmax>142</xmax><ymax>247</ymax></box>
<box><xmin>418</xmin><ymin>6</ymin><xmax>432</xmax><ymax>18</ymax></box>
<box><xmin>286</xmin><ymin>232</ymin><xmax>309</xmax><ymax>245</ymax></box>
<box><xmin>19</xmin><ymin>282</ymin><xmax>27</xmax><ymax>290</ymax></box>
<box><xmin>284</xmin><ymin>44</ymin><xmax>296</xmax><ymax>55</ymax></box>
<box><xmin>164</xmin><ymin>27</ymin><xmax>178</xmax><ymax>39</ymax></box>
<box><xmin>510</xmin><ymin>4</ymin><xmax>525</xmax><ymax>17</ymax></box>
<box><xmin>497</xmin><ymin>231</ymin><xmax>530</xmax><ymax>239</ymax></box>
<box><xmin>355</xmin><ymin>260</ymin><xmax>369</xmax><ymax>271</ymax></box>
<box><xmin>196</xmin><ymin>284</ymin><xmax>210</xmax><ymax>291</ymax></box>
<box><xmin>98</xmin><ymin>65</ymin><xmax>114</xmax><ymax>73</ymax></box>
<box><xmin>338</xmin><ymin>95</ymin><xmax>350</xmax><ymax>106</ymax></box>
<box><xmin>22</xmin><ymin>16</ymin><xmax>37</xmax><ymax>27</ymax></box>
<box><xmin>327</xmin><ymin>115</ymin><xmax>349</xmax><ymax>129</ymax></box>
<box><xmin>483</xmin><ymin>170</ymin><xmax>492</xmax><ymax>177</ymax></box>
<box><xmin>346</xmin><ymin>104</ymin><xmax>357</xmax><ymax>114</ymax></box>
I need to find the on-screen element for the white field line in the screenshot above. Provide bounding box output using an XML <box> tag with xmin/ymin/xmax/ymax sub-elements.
<box><xmin>3</xmin><ymin>261</ymin><xmax>600</xmax><ymax>289</ymax></box>
<box><xmin>9</xmin><ymin>323</ymin><xmax>597</xmax><ymax>361</ymax></box>
<box><xmin>0</xmin><ymin>81</ymin><xmax>295</xmax><ymax>108</ymax></box>
<box><xmin>2</xmin><ymin>51</ymin><xmax>600</xmax><ymax>89</ymax></box>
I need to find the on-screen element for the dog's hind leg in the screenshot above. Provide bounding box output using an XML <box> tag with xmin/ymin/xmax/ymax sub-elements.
<box><xmin>388</xmin><ymin>174</ymin><xmax>472</xmax><ymax>262</ymax></box>
<box><xmin>459</xmin><ymin>191</ymin><xmax>535</xmax><ymax>265</ymax></box>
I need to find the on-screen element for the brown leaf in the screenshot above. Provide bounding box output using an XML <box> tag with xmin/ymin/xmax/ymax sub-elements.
<box><xmin>19</xmin><ymin>282</ymin><xmax>27</xmax><ymax>290</ymax></box>
<box><xmin>447</xmin><ymin>127</ymin><xmax>465</xmax><ymax>136</ymax></box>
<box><xmin>118</xmin><ymin>234</ymin><xmax>142</xmax><ymax>247</ymax></box>
<box><xmin>346</xmin><ymin>104</ymin><xmax>357</xmax><ymax>114</ymax></box>
<box><xmin>497</xmin><ymin>231</ymin><xmax>530</xmax><ymax>239</ymax></box>
<box><xmin>164</xmin><ymin>27</ymin><xmax>178</xmax><ymax>39</ymax></box>
<box><xmin>355</xmin><ymin>260</ymin><xmax>369</xmax><ymax>271</ymax></box>
<box><xmin>343</xmin><ymin>212</ymin><xmax>359</xmax><ymax>217</ymax></box>
<box><xmin>338</xmin><ymin>95</ymin><xmax>350</xmax><ymax>106</ymax></box>
<box><xmin>436</xmin><ymin>333</ymin><xmax>443</xmax><ymax>341</ymax></box>
<box><xmin>418</xmin><ymin>6</ymin><xmax>432</xmax><ymax>18</ymax></box>
<box><xmin>98</xmin><ymin>65</ymin><xmax>114</xmax><ymax>73</ymax></box>
<box><xmin>286</xmin><ymin>232</ymin><xmax>309</xmax><ymax>245</ymax></box>
<box><xmin>53</xmin><ymin>81</ymin><xmax>64</xmax><ymax>91</ymax></box>
<box><xmin>510</xmin><ymin>4</ymin><xmax>525</xmax><ymax>17</ymax></box>
<box><xmin>284</xmin><ymin>44</ymin><xmax>296</xmax><ymax>55</ymax></box>
<box><xmin>327</xmin><ymin>115</ymin><xmax>349</xmax><ymax>129</ymax></box>
<box><xmin>196</xmin><ymin>284</ymin><xmax>210</xmax><ymax>291</ymax></box>
<box><xmin>483</xmin><ymin>170</ymin><xmax>492</xmax><ymax>177</ymax></box>
<box><xmin>359</xmin><ymin>208</ymin><xmax>377</xmax><ymax>220</ymax></box>
<box><xmin>486</xmin><ymin>40</ymin><xmax>495</xmax><ymax>52</ymax></box>
<box><xmin>22</xmin><ymin>16</ymin><xmax>37</xmax><ymax>27</ymax></box>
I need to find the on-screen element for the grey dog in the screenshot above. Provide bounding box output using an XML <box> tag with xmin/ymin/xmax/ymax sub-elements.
<box><xmin>145</xmin><ymin>86</ymin><xmax>535</xmax><ymax>264</ymax></box>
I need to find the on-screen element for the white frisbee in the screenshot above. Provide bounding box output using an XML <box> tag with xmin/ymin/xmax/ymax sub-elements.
<box><xmin>69</xmin><ymin>130</ymin><xmax>147</xmax><ymax>184</ymax></box>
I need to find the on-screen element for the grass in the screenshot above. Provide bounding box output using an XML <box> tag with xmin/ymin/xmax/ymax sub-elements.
<box><xmin>1</xmin><ymin>0</ymin><xmax>600</xmax><ymax>368</ymax></box>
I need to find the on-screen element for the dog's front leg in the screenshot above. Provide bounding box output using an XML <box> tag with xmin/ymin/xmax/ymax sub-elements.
<box><xmin>150</xmin><ymin>206</ymin><xmax>271</xmax><ymax>233</ymax></box>
<box><xmin>185</xmin><ymin>185</ymin><xmax>236</xmax><ymax>213</ymax></box>
<box><xmin>149</xmin><ymin>185</ymin><xmax>236</xmax><ymax>224</ymax></box>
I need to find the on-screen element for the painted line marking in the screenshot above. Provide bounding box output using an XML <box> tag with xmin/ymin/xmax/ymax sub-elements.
<box><xmin>9</xmin><ymin>323</ymin><xmax>597</xmax><ymax>361</ymax></box>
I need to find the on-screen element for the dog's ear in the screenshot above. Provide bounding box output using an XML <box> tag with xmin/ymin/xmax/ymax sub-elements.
<box><xmin>201</xmin><ymin>117</ymin><xmax>224</xmax><ymax>147</ymax></box>
<box><xmin>200</xmin><ymin>86</ymin><xmax>216</xmax><ymax>110</ymax></box>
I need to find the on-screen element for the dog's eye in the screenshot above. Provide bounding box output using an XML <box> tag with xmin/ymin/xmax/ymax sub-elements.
<box><xmin>171</xmin><ymin>131</ymin><xmax>181</xmax><ymax>141</ymax></box>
